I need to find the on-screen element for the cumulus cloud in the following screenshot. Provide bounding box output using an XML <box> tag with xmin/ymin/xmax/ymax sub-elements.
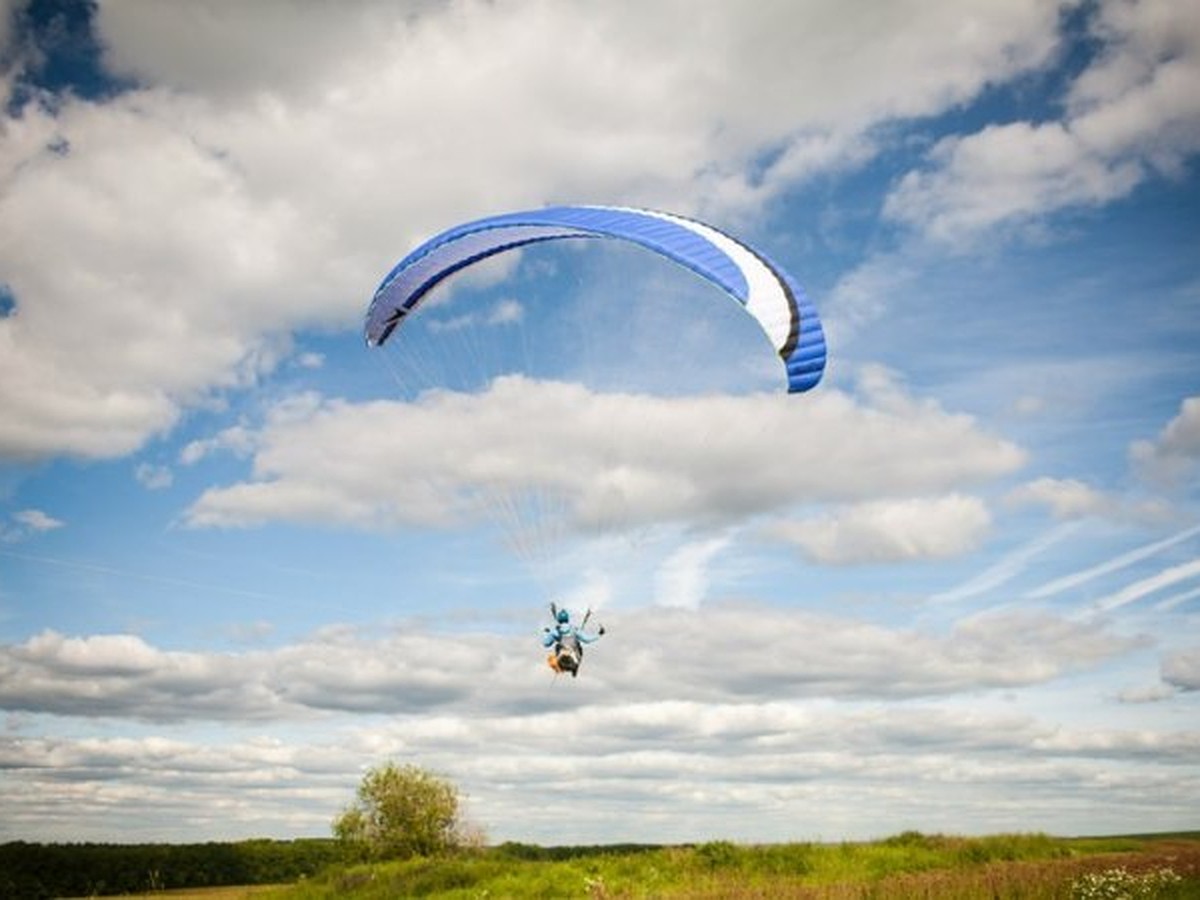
<box><xmin>429</xmin><ymin>297</ymin><xmax>525</xmax><ymax>334</ymax></box>
<box><xmin>1030</xmin><ymin>725</ymin><xmax>1200</xmax><ymax>759</ymax></box>
<box><xmin>0</xmin><ymin>626</ymin><xmax>479</xmax><ymax>721</ymax></box>
<box><xmin>0</xmin><ymin>0</ymin><xmax>1069</xmax><ymax>462</ymax></box>
<box><xmin>179</xmin><ymin>422</ymin><xmax>260</xmax><ymax>466</ymax></box>
<box><xmin>612</xmin><ymin>606</ymin><xmax>1138</xmax><ymax>703</ymax></box>
<box><xmin>884</xmin><ymin>0</ymin><xmax>1200</xmax><ymax>244</ymax></box>
<box><xmin>1</xmin><ymin>507</ymin><xmax>64</xmax><ymax>542</ymax></box>
<box><xmin>91</xmin><ymin>0</ymin><xmax>1065</xmax><ymax>154</ymax></box>
<box><xmin>884</xmin><ymin>119</ymin><xmax>1143</xmax><ymax>242</ymax></box>
<box><xmin>293</xmin><ymin>351</ymin><xmax>324</xmax><ymax>370</ymax></box>
<box><xmin>1117</xmin><ymin>683</ymin><xmax>1177</xmax><ymax>704</ymax></box>
<box><xmin>1008</xmin><ymin>477</ymin><xmax>1115</xmax><ymax>519</ymax></box>
<box><xmin>0</xmin><ymin>93</ymin><xmax>310</xmax><ymax>460</ymax></box>
<box><xmin>134</xmin><ymin>462</ymin><xmax>173</xmax><ymax>490</ymax></box>
<box><xmin>822</xmin><ymin>252</ymin><xmax>918</xmax><ymax>339</ymax></box>
<box><xmin>179</xmin><ymin>372</ymin><xmax>1024</xmax><ymax>533</ymax></box>
<box><xmin>1131</xmin><ymin>395</ymin><xmax>1200</xmax><ymax>486</ymax></box>
<box><xmin>11</xmin><ymin>507</ymin><xmax>62</xmax><ymax>532</ymax></box>
<box><xmin>769</xmin><ymin>494</ymin><xmax>991</xmax><ymax>565</ymax></box>
<box><xmin>2</xmin><ymin>623</ymin><xmax>1184</xmax><ymax>843</ymax></box>
<box><xmin>0</xmin><ymin>606</ymin><xmax>1139</xmax><ymax>723</ymax></box>
<box><xmin>0</xmin><ymin>730</ymin><xmax>355</xmax><ymax>842</ymax></box>
<box><xmin>1162</xmin><ymin>646</ymin><xmax>1200</xmax><ymax>691</ymax></box>
<box><xmin>0</xmin><ymin>701</ymin><xmax>1167</xmax><ymax>842</ymax></box>
<box><xmin>653</xmin><ymin>534</ymin><xmax>733</xmax><ymax>608</ymax></box>
<box><xmin>1006</xmin><ymin>476</ymin><xmax>1173</xmax><ymax>524</ymax></box>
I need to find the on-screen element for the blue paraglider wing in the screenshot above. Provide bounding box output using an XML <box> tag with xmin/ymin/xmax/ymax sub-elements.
<box><xmin>364</xmin><ymin>205</ymin><xmax>826</xmax><ymax>393</ymax></box>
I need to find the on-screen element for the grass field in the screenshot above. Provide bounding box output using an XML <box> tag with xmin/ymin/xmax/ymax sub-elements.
<box><xmin>242</xmin><ymin>832</ymin><xmax>1200</xmax><ymax>899</ymax></box>
<box><xmin>79</xmin><ymin>889</ymin><xmax>283</xmax><ymax>900</ymax></box>
<box><xmin>74</xmin><ymin>833</ymin><xmax>1200</xmax><ymax>899</ymax></box>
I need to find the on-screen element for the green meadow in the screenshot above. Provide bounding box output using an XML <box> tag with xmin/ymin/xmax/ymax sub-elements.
<box><xmin>29</xmin><ymin>831</ymin><xmax>1199</xmax><ymax>898</ymax></box>
<box><xmin>257</xmin><ymin>832</ymin><xmax>1200</xmax><ymax>899</ymax></box>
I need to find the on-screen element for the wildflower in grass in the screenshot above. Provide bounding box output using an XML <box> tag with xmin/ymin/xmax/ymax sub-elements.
<box><xmin>1071</xmin><ymin>866</ymin><xmax>1182</xmax><ymax>899</ymax></box>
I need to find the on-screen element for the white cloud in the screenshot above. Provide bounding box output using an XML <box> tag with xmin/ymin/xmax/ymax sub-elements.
<box><xmin>0</xmin><ymin>597</ymin><xmax>1183</xmax><ymax>843</ymax></box>
<box><xmin>1117</xmin><ymin>683</ymin><xmax>1177</xmax><ymax>703</ymax></box>
<box><xmin>0</xmin><ymin>94</ymin><xmax>316</xmax><ymax>460</ymax></box>
<box><xmin>179</xmin><ymin>423</ymin><xmax>260</xmax><ymax>466</ymax></box>
<box><xmin>293</xmin><ymin>351</ymin><xmax>324</xmax><ymax>370</ymax></box>
<box><xmin>769</xmin><ymin>495</ymin><xmax>991</xmax><ymax>565</ymax></box>
<box><xmin>4</xmin><ymin>696</ymin><xmax>1197</xmax><ymax>843</ymax></box>
<box><xmin>1030</xmin><ymin>726</ymin><xmax>1200</xmax><ymax>758</ymax></box>
<box><xmin>22</xmin><ymin>631</ymin><xmax>162</xmax><ymax>675</ymax></box>
<box><xmin>1007</xmin><ymin>477</ymin><xmax>1113</xmax><ymax>519</ymax></box>
<box><xmin>1005</xmin><ymin>476</ymin><xmax>1173</xmax><ymax>523</ymax></box>
<box><xmin>428</xmin><ymin>297</ymin><xmax>525</xmax><ymax>334</ymax></box>
<box><xmin>653</xmin><ymin>534</ymin><xmax>733</xmax><ymax>608</ymax></box>
<box><xmin>0</xmin><ymin>626</ymin><xmax>468</xmax><ymax>721</ymax></box>
<box><xmin>0</xmin><ymin>730</ymin><xmax>355</xmax><ymax>842</ymax></box>
<box><xmin>822</xmin><ymin>253</ymin><xmax>917</xmax><ymax>339</ymax></box>
<box><xmin>181</xmin><ymin>372</ymin><xmax>1024</xmax><ymax>533</ymax></box>
<box><xmin>93</xmin><ymin>1</ymin><xmax>407</xmax><ymax>100</ymax></box>
<box><xmin>1</xmin><ymin>508</ymin><xmax>64</xmax><ymax>542</ymax></box>
<box><xmin>1068</xmin><ymin>0</ymin><xmax>1200</xmax><ymax>174</ymax></box>
<box><xmin>554</xmin><ymin>567</ymin><xmax>616</xmax><ymax>614</ymax></box>
<box><xmin>487</xmin><ymin>298</ymin><xmax>524</xmax><ymax>326</ymax></box>
<box><xmin>12</xmin><ymin>508</ymin><xmax>63</xmax><ymax>532</ymax></box>
<box><xmin>884</xmin><ymin>120</ymin><xmax>1142</xmax><ymax>242</ymax></box>
<box><xmin>0</xmin><ymin>605</ymin><xmax>1139</xmax><ymax>723</ymax></box>
<box><xmin>134</xmin><ymin>462</ymin><xmax>173</xmax><ymax>490</ymax></box>
<box><xmin>1162</xmin><ymin>646</ymin><xmax>1200</xmax><ymax>691</ymax></box>
<box><xmin>93</xmin><ymin>1</ymin><xmax>1065</xmax><ymax>149</ymax></box>
<box><xmin>883</xmin><ymin>0</ymin><xmax>1200</xmax><ymax>244</ymax></box>
<box><xmin>1131</xmin><ymin>395</ymin><xmax>1200</xmax><ymax>485</ymax></box>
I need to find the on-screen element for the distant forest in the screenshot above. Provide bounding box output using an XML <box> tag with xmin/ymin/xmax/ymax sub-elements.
<box><xmin>0</xmin><ymin>838</ymin><xmax>342</xmax><ymax>898</ymax></box>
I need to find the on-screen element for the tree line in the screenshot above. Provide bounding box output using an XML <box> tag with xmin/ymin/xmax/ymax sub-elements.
<box><xmin>0</xmin><ymin>837</ymin><xmax>342</xmax><ymax>898</ymax></box>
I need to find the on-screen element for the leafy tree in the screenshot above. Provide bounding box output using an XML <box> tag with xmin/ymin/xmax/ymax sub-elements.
<box><xmin>333</xmin><ymin>762</ymin><xmax>467</xmax><ymax>860</ymax></box>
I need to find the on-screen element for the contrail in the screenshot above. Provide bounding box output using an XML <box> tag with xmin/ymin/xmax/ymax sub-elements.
<box><xmin>1093</xmin><ymin>557</ymin><xmax>1200</xmax><ymax>613</ymax></box>
<box><xmin>930</xmin><ymin>522</ymin><xmax>1078</xmax><ymax>604</ymax></box>
<box><xmin>0</xmin><ymin>547</ymin><xmax>280</xmax><ymax>601</ymax></box>
<box><xmin>1155</xmin><ymin>584</ymin><xmax>1200</xmax><ymax>612</ymax></box>
<box><xmin>1025</xmin><ymin>521</ymin><xmax>1200</xmax><ymax>600</ymax></box>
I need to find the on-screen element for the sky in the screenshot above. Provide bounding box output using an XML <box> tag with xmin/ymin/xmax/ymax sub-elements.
<box><xmin>0</xmin><ymin>0</ymin><xmax>1198</xmax><ymax>846</ymax></box>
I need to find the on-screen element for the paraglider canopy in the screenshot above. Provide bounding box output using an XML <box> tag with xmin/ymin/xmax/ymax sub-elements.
<box><xmin>365</xmin><ymin>205</ymin><xmax>826</xmax><ymax>393</ymax></box>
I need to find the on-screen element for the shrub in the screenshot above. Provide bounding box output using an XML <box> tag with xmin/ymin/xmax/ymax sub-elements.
<box><xmin>694</xmin><ymin>840</ymin><xmax>745</xmax><ymax>870</ymax></box>
<box><xmin>332</xmin><ymin>762</ymin><xmax>472</xmax><ymax>861</ymax></box>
